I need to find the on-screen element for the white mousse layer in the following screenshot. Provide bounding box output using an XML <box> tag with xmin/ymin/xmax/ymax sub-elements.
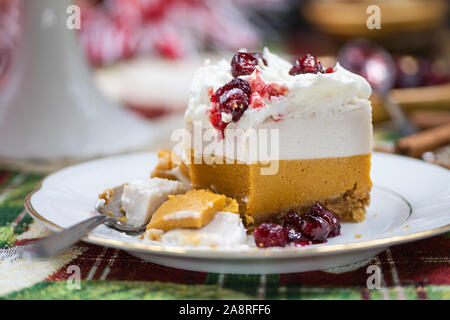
<box><xmin>187</xmin><ymin>105</ymin><xmax>371</xmax><ymax>162</ymax></box>
<box><xmin>185</xmin><ymin>48</ymin><xmax>373</xmax><ymax>161</ymax></box>
<box><xmin>121</xmin><ymin>178</ymin><xmax>190</xmax><ymax>227</ymax></box>
<box><xmin>160</xmin><ymin>211</ymin><xmax>247</xmax><ymax>247</ymax></box>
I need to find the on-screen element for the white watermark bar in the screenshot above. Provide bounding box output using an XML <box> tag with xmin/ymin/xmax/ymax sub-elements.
<box><xmin>171</xmin><ymin>122</ymin><xmax>281</xmax><ymax>175</ymax></box>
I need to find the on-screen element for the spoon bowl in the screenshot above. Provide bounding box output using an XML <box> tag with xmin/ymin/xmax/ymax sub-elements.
<box><xmin>20</xmin><ymin>184</ymin><xmax>144</xmax><ymax>259</ymax></box>
<box><xmin>96</xmin><ymin>185</ymin><xmax>146</xmax><ymax>234</ymax></box>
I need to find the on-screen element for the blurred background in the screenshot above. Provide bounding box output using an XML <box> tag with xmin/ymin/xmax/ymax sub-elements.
<box><xmin>0</xmin><ymin>0</ymin><xmax>449</xmax><ymax>170</ymax></box>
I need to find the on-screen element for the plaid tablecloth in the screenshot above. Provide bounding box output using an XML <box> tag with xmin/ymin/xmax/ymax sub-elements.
<box><xmin>0</xmin><ymin>169</ymin><xmax>448</xmax><ymax>300</ymax></box>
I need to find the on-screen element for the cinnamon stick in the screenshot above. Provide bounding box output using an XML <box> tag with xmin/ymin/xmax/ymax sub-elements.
<box><xmin>410</xmin><ymin>110</ymin><xmax>450</xmax><ymax>130</ymax></box>
<box><xmin>395</xmin><ymin>123</ymin><xmax>450</xmax><ymax>158</ymax></box>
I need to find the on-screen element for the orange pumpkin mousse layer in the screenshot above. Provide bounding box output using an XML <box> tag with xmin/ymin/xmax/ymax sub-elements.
<box><xmin>147</xmin><ymin>189</ymin><xmax>238</xmax><ymax>232</ymax></box>
<box><xmin>188</xmin><ymin>153</ymin><xmax>372</xmax><ymax>225</ymax></box>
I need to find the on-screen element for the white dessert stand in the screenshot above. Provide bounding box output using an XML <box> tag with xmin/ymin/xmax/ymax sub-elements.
<box><xmin>0</xmin><ymin>0</ymin><xmax>158</xmax><ymax>171</ymax></box>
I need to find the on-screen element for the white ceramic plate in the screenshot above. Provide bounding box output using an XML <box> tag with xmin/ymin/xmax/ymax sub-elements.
<box><xmin>25</xmin><ymin>152</ymin><xmax>450</xmax><ymax>274</ymax></box>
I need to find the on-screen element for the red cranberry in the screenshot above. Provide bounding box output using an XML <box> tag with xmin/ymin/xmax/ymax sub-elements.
<box><xmin>231</xmin><ymin>52</ymin><xmax>267</xmax><ymax>77</ymax></box>
<box><xmin>209</xmin><ymin>78</ymin><xmax>251</xmax><ymax>135</ymax></box>
<box><xmin>265</xmin><ymin>83</ymin><xmax>288</xmax><ymax>97</ymax></box>
<box><xmin>286</xmin><ymin>225</ymin><xmax>310</xmax><ymax>242</ymax></box>
<box><xmin>249</xmin><ymin>92</ymin><xmax>265</xmax><ymax>109</ymax></box>
<box><xmin>283</xmin><ymin>212</ymin><xmax>308</xmax><ymax>242</ymax></box>
<box><xmin>253</xmin><ymin>223</ymin><xmax>289</xmax><ymax>248</ymax></box>
<box><xmin>299</xmin><ymin>214</ymin><xmax>332</xmax><ymax>241</ymax></box>
<box><xmin>209</xmin><ymin>111</ymin><xmax>228</xmax><ymax>134</ymax></box>
<box><xmin>211</xmin><ymin>78</ymin><xmax>251</xmax><ymax>114</ymax></box>
<box><xmin>325</xmin><ymin>67</ymin><xmax>335</xmax><ymax>73</ymax></box>
<box><xmin>283</xmin><ymin>211</ymin><xmax>302</xmax><ymax>227</ymax></box>
<box><xmin>308</xmin><ymin>203</ymin><xmax>341</xmax><ymax>237</ymax></box>
<box><xmin>289</xmin><ymin>54</ymin><xmax>325</xmax><ymax>75</ymax></box>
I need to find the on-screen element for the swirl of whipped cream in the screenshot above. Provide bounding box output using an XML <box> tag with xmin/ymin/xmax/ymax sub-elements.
<box><xmin>185</xmin><ymin>47</ymin><xmax>372</xmax><ymax>130</ymax></box>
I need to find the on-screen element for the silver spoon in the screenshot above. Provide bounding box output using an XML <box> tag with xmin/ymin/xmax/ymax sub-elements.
<box><xmin>20</xmin><ymin>185</ymin><xmax>145</xmax><ymax>259</ymax></box>
<box><xmin>338</xmin><ymin>39</ymin><xmax>417</xmax><ymax>136</ymax></box>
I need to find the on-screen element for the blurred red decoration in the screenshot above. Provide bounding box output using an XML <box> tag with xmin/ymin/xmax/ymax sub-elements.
<box><xmin>77</xmin><ymin>0</ymin><xmax>260</xmax><ymax>66</ymax></box>
<box><xmin>338</xmin><ymin>39</ymin><xmax>449</xmax><ymax>90</ymax></box>
<box><xmin>0</xmin><ymin>0</ymin><xmax>21</xmax><ymax>85</ymax></box>
<box><xmin>0</xmin><ymin>0</ymin><xmax>261</xmax><ymax>72</ymax></box>
<box><xmin>394</xmin><ymin>55</ymin><xmax>450</xmax><ymax>88</ymax></box>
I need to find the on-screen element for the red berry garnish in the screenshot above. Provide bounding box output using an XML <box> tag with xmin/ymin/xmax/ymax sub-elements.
<box><xmin>253</xmin><ymin>223</ymin><xmax>289</xmax><ymax>248</ymax></box>
<box><xmin>307</xmin><ymin>203</ymin><xmax>341</xmax><ymax>237</ymax></box>
<box><xmin>299</xmin><ymin>214</ymin><xmax>332</xmax><ymax>241</ymax></box>
<box><xmin>265</xmin><ymin>83</ymin><xmax>288</xmax><ymax>97</ymax></box>
<box><xmin>283</xmin><ymin>211</ymin><xmax>309</xmax><ymax>242</ymax></box>
<box><xmin>285</xmin><ymin>225</ymin><xmax>305</xmax><ymax>242</ymax></box>
<box><xmin>209</xmin><ymin>111</ymin><xmax>228</xmax><ymax>134</ymax></box>
<box><xmin>325</xmin><ymin>67</ymin><xmax>335</xmax><ymax>73</ymax></box>
<box><xmin>211</xmin><ymin>78</ymin><xmax>251</xmax><ymax>114</ymax></box>
<box><xmin>289</xmin><ymin>54</ymin><xmax>325</xmax><ymax>75</ymax></box>
<box><xmin>245</xmin><ymin>72</ymin><xmax>288</xmax><ymax>109</ymax></box>
<box><xmin>209</xmin><ymin>78</ymin><xmax>251</xmax><ymax>136</ymax></box>
<box><xmin>231</xmin><ymin>52</ymin><xmax>267</xmax><ymax>77</ymax></box>
<box><xmin>249</xmin><ymin>92</ymin><xmax>264</xmax><ymax>109</ymax></box>
<box><xmin>283</xmin><ymin>211</ymin><xmax>303</xmax><ymax>228</ymax></box>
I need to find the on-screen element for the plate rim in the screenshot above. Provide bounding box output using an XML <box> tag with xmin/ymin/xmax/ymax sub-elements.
<box><xmin>24</xmin><ymin>151</ymin><xmax>450</xmax><ymax>259</ymax></box>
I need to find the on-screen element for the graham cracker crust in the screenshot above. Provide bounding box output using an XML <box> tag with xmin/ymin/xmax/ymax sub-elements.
<box><xmin>321</xmin><ymin>187</ymin><xmax>370</xmax><ymax>223</ymax></box>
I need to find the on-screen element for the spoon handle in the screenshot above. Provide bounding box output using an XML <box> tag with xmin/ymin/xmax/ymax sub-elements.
<box><xmin>20</xmin><ymin>215</ymin><xmax>111</xmax><ymax>259</ymax></box>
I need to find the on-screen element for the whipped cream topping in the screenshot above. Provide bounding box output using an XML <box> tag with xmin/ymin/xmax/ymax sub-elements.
<box><xmin>159</xmin><ymin>211</ymin><xmax>247</xmax><ymax>247</ymax></box>
<box><xmin>185</xmin><ymin>47</ymin><xmax>372</xmax><ymax>129</ymax></box>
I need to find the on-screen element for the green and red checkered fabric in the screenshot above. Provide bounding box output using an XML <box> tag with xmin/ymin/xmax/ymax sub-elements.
<box><xmin>0</xmin><ymin>169</ymin><xmax>449</xmax><ymax>300</ymax></box>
